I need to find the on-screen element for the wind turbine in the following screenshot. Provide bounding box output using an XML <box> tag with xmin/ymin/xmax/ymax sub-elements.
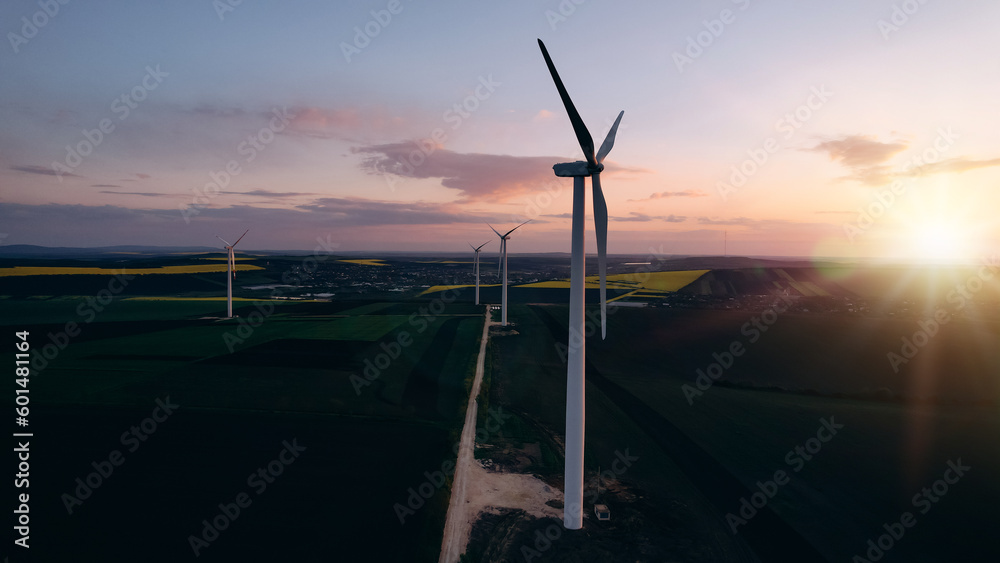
<box><xmin>469</xmin><ymin>240</ymin><xmax>491</xmax><ymax>306</ymax></box>
<box><xmin>538</xmin><ymin>38</ymin><xmax>624</xmax><ymax>530</ymax></box>
<box><xmin>488</xmin><ymin>221</ymin><xmax>530</xmax><ymax>326</ymax></box>
<box><xmin>216</xmin><ymin>229</ymin><xmax>248</xmax><ymax>318</ymax></box>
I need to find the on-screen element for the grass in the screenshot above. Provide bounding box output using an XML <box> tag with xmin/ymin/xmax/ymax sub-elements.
<box><xmin>0</xmin><ymin>295</ymin><xmax>245</xmax><ymax>324</ymax></box>
<box><xmin>287</xmin><ymin>315</ymin><xmax>412</xmax><ymax>341</ymax></box>
<box><xmin>590</xmin><ymin>307</ymin><xmax>999</xmax><ymax>561</ymax></box>
<box><xmin>477</xmin><ymin>304</ymin><xmax>755</xmax><ymax>559</ymax></box>
<box><xmin>20</xmin><ymin>297</ymin><xmax>485</xmax><ymax>562</ymax></box>
<box><xmin>474</xmin><ymin>302</ymin><xmax>1000</xmax><ymax>561</ymax></box>
<box><xmin>33</xmin><ymin>406</ymin><xmax>453</xmax><ymax>562</ymax></box>
<box><xmin>125</xmin><ymin>296</ymin><xmax>294</xmax><ymax>302</ymax></box>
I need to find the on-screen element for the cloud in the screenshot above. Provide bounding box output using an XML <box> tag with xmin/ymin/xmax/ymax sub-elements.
<box><xmin>533</xmin><ymin>109</ymin><xmax>554</xmax><ymax>121</ymax></box>
<box><xmin>630</xmin><ymin>189</ymin><xmax>707</xmax><ymax>201</ymax></box>
<box><xmin>612</xmin><ymin>212</ymin><xmax>687</xmax><ymax>223</ymax></box>
<box><xmin>234</xmin><ymin>190</ymin><xmax>320</xmax><ymax>199</ymax></box>
<box><xmin>99</xmin><ymin>191</ymin><xmax>175</xmax><ymax>197</ymax></box>
<box><xmin>172</xmin><ymin>103</ymin><xmax>413</xmax><ymax>146</ymax></box>
<box><xmin>812</xmin><ymin>133</ymin><xmax>1000</xmax><ymax>185</ymax></box>
<box><xmin>10</xmin><ymin>164</ymin><xmax>81</xmax><ymax>178</ymax></box>
<box><xmin>805</xmin><ymin>135</ymin><xmax>1000</xmax><ymax>186</ymax></box>
<box><xmin>695</xmin><ymin>217</ymin><xmax>828</xmax><ymax>233</ymax></box>
<box><xmin>902</xmin><ymin>156</ymin><xmax>1000</xmax><ymax>177</ymax></box>
<box><xmin>613</xmin><ymin>213</ymin><xmax>655</xmax><ymax>222</ymax></box>
<box><xmin>841</xmin><ymin>164</ymin><xmax>894</xmax><ymax>186</ymax></box>
<box><xmin>354</xmin><ymin>142</ymin><xmax>649</xmax><ymax>201</ymax></box>
<box><xmin>296</xmin><ymin>197</ymin><xmax>486</xmax><ymax>226</ymax></box>
<box><xmin>285</xmin><ymin>106</ymin><xmax>366</xmax><ymax>139</ymax></box>
<box><xmin>0</xmin><ymin>199</ymin><xmax>505</xmax><ymax>248</ymax></box>
<box><xmin>188</xmin><ymin>105</ymin><xmax>251</xmax><ymax>119</ymax></box>
<box><xmin>353</xmin><ymin>143</ymin><xmax>567</xmax><ymax>201</ymax></box>
<box><xmin>135</xmin><ymin>173</ymin><xmax>151</xmax><ymax>179</ymax></box>
<box><xmin>698</xmin><ymin>216</ymin><xmax>755</xmax><ymax>226</ymax></box>
<box><xmin>91</xmin><ymin>184</ymin><xmax>121</xmax><ymax>188</ymax></box>
<box><xmin>544</xmin><ymin>212</ymin><xmax>686</xmax><ymax>223</ymax></box>
<box><xmin>280</xmin><ymin>105</ymin><xmax>420</xmax><ymax>142</ymax></box>
<box><xmin>809</xmin><ymin>135</ymin><xmax>908</xmax><ymax>168</ymax></box>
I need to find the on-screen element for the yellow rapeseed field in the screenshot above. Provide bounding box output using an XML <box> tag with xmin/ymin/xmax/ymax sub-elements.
<box><xmin>337</xmin><ymin>259</ymin><xmax>388</xmax><ymax>266</ymax></box>
<box><xmin>418</xmin><ymin>284</ymin><xmax>499</xmax><ymax>296</ymax></box>
<box><xmin>515</xmin><ymin>270</ymin><xmax>708</xmax><ymax>292</ymax></box>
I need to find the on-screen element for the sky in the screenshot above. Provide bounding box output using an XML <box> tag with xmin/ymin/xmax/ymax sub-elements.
<box><xmin>1</xmin><ymin>0</ymin><xmax>998</xmax><ymax>261</ymax></box>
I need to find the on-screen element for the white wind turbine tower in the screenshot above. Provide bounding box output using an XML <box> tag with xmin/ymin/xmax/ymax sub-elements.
<box><xmin>488</xmin><ymin>220</ymin><xmax>530</xmax><ymax>326</ymax></box>
<box><xmin>538</xmin><ymin>38</ymin><xmax>624</xmax><ymax>530</ymax></box>
<box><xmin>469</xmin><ymin>240</ymin><xmax>491</xmax><ymax>305</ymax></box>
<box><xmin>216</xmin><ymin>229</ymin><xmax>248</xmax><ymax>318</ymax></box>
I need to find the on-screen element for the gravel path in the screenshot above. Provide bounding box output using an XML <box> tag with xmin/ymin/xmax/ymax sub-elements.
<box><xmin>438</xmin><ymin>311</ymin><xmax>561</xmax><ymax>562</ymax></box>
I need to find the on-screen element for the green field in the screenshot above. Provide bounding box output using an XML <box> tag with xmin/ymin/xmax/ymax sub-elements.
<box><xmin>5</xmin><ymin>294</ymin><xmax>484</xmax><ymax>562</ymax></box>
<box><xmin>5</xmin><ymin>256</ymin><xmax>998</xmax><ymax>562</ymax></box>
<box><xmin>471</xmin><ymin>303</ymin><xmax>1000</xmax><ymax>561</ymax></box>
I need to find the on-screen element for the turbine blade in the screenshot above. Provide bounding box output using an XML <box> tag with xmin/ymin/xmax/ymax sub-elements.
<box><xmin>469</xmin><ymin>242</ymin><xmax>477</xmax><ymax>251</ymax></box>
<box><xmin>232</xmin><ymin>229</ymin><xmax>249</xmax><ymax>247</ymax></box>
<box><xmin>230</xmin><ymin>249</ymin><xmax>236</xmax><ymax>278</ymax></box>
<box><xmin>503</xmin><ymin>219</ymin><xmax>532</xmax><ymax>237</ymax></box>
<box><xmin>537</xmin><ymin>39</ymin><xmax>596</xmax><ymax>168</ymax></box>
<box><xmin>476</xmin><ymin>240</ymin><xmax>491</xmax><ymax>251</ymax></box>
<box><xmin>592</xmin><ymin>173</ymin><xmax>608</xmax><ymax>339</ymax></box>
<box><xmin>487</xmin><ymin>223</ymin><xmax>502</xmax><ymax>237</ymax></box>
<box><xmin>596</xmin><ymin>111</ymin><xmax>624</xmax><ymax>164</ymax></box>
<box><xmin>216</xmin><ymin>236</ymin><xmax>232</xmax><ymax>246</ymax></box>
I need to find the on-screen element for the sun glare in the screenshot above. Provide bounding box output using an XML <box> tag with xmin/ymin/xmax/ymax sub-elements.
<box><xmin>910</xmin><ymin>221</ymin><xmax>971</xmax><ymax>262</ymax></box>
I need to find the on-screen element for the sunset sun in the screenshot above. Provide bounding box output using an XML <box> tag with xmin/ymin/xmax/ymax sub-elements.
<box><xmin>912</xmin><ymin>221</ymin><xmax>971</xmax><ymax>261</ymax></box>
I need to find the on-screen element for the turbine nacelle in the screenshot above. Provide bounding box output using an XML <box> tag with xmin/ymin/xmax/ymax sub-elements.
<box><xmin>553</xmin><ymin>161</ymin><xmax>599</xmax><ymax>177</ymax></box>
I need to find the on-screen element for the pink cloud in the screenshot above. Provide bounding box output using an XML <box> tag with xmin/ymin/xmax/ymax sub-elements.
<box><xmin>352</xmin><ymin>143</ymin><xmax>563</xmax><ymax>201</ymax></box>
<box><xmin>809</xmin><ymin>135</ymin><xmax>908</xmax><ymax>167</ymax></box>
<box><xmin>630</xmin><ymin>189</ymin><xmax>707</xmax><ymax>201</ymax></box>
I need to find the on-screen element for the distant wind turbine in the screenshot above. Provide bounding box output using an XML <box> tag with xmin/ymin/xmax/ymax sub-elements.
<box><xmin>488</xmin><ymin>221</ymin><xmax>530</xmax><ymax>326</ymax></box>
<box><xmin>538</xmin><ymin>38</ymin><xmax>624</xmax><ymax>530</ymax></box>
<box><xmin>469</xmin><ymin>240</ymin><xmax>491</xmax><ymax>306</ymax></box>
<box><xmin>216</xmin><ymin>229</ymin><xmax>248</xmax><ymax>318</ymax></box>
